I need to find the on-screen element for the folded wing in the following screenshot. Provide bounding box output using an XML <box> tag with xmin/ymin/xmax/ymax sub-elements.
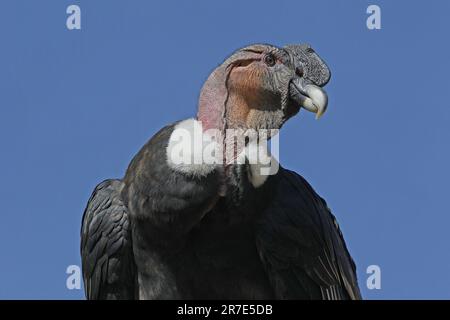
<box><xmin>80</xmin><ymin>179</ymin><xmax>137</xmax><ymax>299</ymax></box>
<box><xmin>256</xmin><ymin>168</ymin><xmax>361</xmax><ymax>300</ymax></box>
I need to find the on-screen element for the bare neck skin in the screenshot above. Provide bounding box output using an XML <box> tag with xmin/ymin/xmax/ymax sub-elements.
<box><xmin>197</xmin><ymin>66</ymin><xmax>228</xmax><ymax>132</ymax></box>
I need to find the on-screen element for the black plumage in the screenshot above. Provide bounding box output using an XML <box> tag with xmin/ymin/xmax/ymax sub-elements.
<box><xmin>81</xmin><ymin>179</ymin><xmax>137</xmax><ymax>299</ymax></box>
<box><xmin>81</xmin><ymin>123</ymin><xmax>360</xmax><ymax>299</ymax></box>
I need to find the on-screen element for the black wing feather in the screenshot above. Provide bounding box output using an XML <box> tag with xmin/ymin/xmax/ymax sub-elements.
<box><xmin>81</xmin><ymin>179</ymin><xmax>137</xmax><ymax>299</ymax></box>
<box><xmin>256</xmin><ymin>168</ymin><xmax>361</xmax><ymax>300</ymax></box>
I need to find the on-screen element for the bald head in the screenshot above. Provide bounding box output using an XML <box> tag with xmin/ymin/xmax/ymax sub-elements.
<box><xmin>197</xmin><ymin>43</ymin><xmax>330</xmax><ymax>132</ymax></box>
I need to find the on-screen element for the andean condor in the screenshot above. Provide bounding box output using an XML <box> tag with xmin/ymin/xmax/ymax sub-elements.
<box><xmin>80</xmin><ymin>43</ymin><xmax>362</xmax><ymax>300</ymax></box>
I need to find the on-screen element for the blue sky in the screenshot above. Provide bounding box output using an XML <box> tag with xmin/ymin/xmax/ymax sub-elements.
<box><xmin>0</xmin><ymin>0</ymin><xmax>449</xmax><ymax>299</ymax></box>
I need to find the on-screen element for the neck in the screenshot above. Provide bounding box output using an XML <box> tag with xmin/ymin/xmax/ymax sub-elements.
<box><xmin>197</xmin><ymin>66</ymin><xmax>228</xmax><ymax>132</ymax></box>
<box><xmin>199</xmin><ymin>92</ymin><xmax>251</xmax><ymax>133</ymax></box>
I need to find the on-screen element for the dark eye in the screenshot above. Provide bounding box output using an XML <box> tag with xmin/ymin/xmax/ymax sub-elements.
<box><xmin>264</xmin><ymin>54</ymin><xmax>276</xmax><ymax>67</ymax></box>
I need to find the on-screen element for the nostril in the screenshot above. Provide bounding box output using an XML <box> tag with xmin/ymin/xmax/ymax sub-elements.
<box><xmin>296</xmin><ymin>67</ymin><xmax>304</xmax><ymax>77</ymax></box>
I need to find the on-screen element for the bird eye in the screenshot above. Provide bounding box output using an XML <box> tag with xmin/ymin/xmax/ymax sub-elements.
<box><xmin>264</xmin><ymin>54</ymin><xmax>276</xmax><ymax>67</ymax></box>
<box><xmin>296</xmin><ymin>66</ymin><xmax>304</xmax><ymax>78</ymax></box>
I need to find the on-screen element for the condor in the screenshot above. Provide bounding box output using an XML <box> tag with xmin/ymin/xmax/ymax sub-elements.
<box><xmin>80</xmin><ymin>43</ymin><xmax>361</xmax><ymax>300</ymax></box>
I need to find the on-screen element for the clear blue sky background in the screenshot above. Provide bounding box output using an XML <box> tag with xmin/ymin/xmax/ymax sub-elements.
<box><xmin>0</xmin><ymin>0</ymin><xmax>449</xmax><ymax>299</ymax></box>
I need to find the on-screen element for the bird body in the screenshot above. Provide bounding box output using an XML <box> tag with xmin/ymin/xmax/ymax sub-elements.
<box><xmin>81</xmin><ymin>43</ymin><xmax>361</xmax><ymax>300</ymax></box>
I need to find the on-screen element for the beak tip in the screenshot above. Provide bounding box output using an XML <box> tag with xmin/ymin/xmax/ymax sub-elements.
<box><xmin>315</xmin><ymin>108</ymin><xmax>326</xmax><ymax>120</ymax></box>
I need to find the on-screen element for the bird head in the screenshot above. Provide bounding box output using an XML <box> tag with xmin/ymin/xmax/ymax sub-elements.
<box><xmin>197</xmin><ymin>43</ymin><xmax>330</xmax><ymax>132</ymax></box>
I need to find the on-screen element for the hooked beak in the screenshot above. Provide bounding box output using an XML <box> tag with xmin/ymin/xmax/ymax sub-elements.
<box><xmin>289</xmin><ymin>78</ymin><xmax>328</xmax><ymax>119</ymax></box>
<box><xmin>284</xmin><ymin>44</ymin><xmax>331</xmax><ymax>120</ymax></box>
